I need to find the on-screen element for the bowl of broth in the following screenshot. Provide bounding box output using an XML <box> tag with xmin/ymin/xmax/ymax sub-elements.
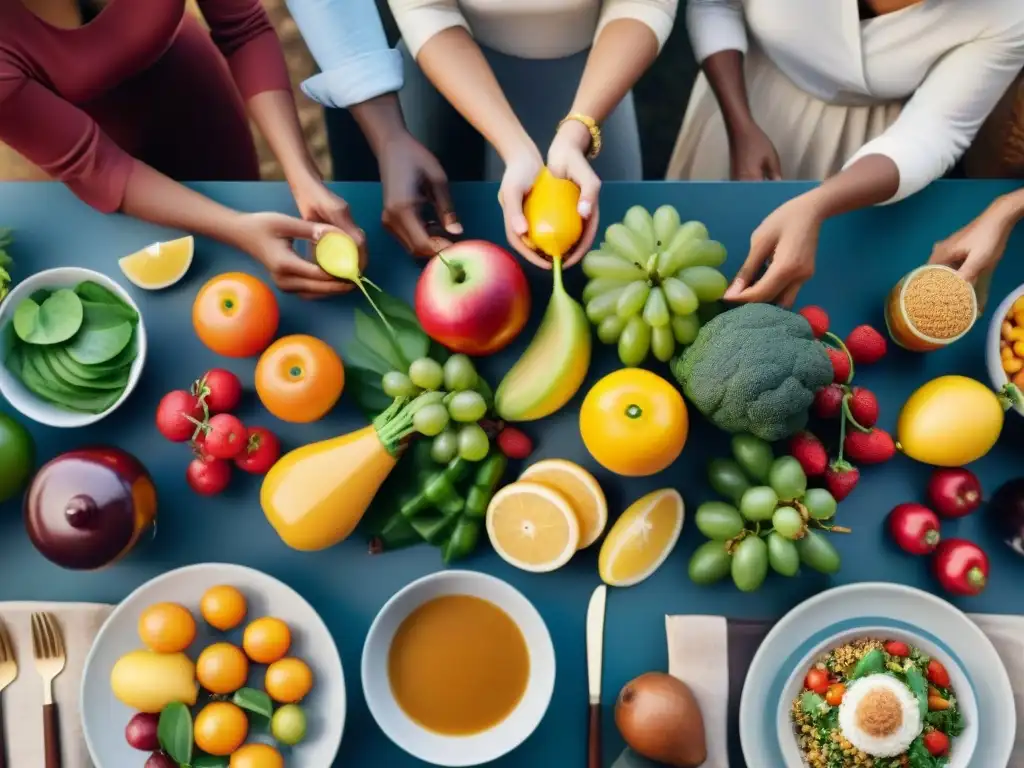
<box><xmin>361</xmin><ymin>570</ymin><xmax>555</xmax><ymax>766</ymax></box>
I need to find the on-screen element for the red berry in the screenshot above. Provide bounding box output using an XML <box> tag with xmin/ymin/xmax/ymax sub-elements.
<box><xmin>846</xmin><ymin>386</ymin><xmax>879</xmax><ymax>428</ymax></box>
<box><xmin>923</xmin><ymin>730</ymin><xmax>950</xmax><ymax>757</ymax></box>
<box><xmin>845</xmin><ymin>325</ymin><xmax>887</xmax><ymax>365</ymax></box>
<box><xmin>193</xmin><ymin>368</ymin><xmax>242</xmax><ymax>414</ymax></box>
<box><xmin>234</xmin><ymin>427</ymin><xmax>281</xmax><ymax>475</ymax></box>
<box><xmin>155</xmin><ymin>390</ymin><xmax>204</xmax><ymax>442</ymax></box>
<box><xmin>927</xmin><ymin>659</ymin><xmax>951</xmax><ymax>688</ymax></box>
<box><xmin>198</xmin><ymin>413</ymin><xmax>247</xmax><ymax>459</ymax></box>
<box><xmin>497</xmin><ymin>427</ymin><xmax>533</xmax><ymax>460</ymax></box>
<box><xmin>825</xmin><ymin>462</ymin><xmax>860</xmax><ymax>501</ymax></box>
<box><xmin>789</xmin><ymin>431</ymin><xmax>828</xmax><ymax>476</ymax></box>
<box><xmin>826</xmin><ymin>347</ymin><xmax>852</xmax><ymax>384</ymax></box>
<box><xmin>884</xmin><ymin>641</ymin><xmax>910</xmax><ymax>657</ymax></box>
<box><xmin>186</xmin><ymin>455</ymin><xmax>232</xmax><ymax>496</ymax></box>
<box><xmin>813</xmin><ymin>384</ymin><xmax>845</xmax><ymax>419</ymax></box>
<box><xmin>844</xmin><ymin>428</ymin><xmax>896</xmax><ymax>465</ymax></box>
<box><xmin>798</xmin><ymin>306</ymin><xmax>830</xmax><ymax>338</ymax></box>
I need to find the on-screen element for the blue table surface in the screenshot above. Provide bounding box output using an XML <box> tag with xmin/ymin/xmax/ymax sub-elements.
<box><xmin>2</xmin><ymin>180</ymin><xmax>1024</xmax><ymax>767</ymax></box>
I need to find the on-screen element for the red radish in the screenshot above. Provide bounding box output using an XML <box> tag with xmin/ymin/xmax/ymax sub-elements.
<box><xmin>825</xmin><ymin>461</ymin><xmax>860</xmax><ymax>501</ymax></box>
<box><xmin>789</xmin><ymin>431</ymin><xmax>828</xmax><ymax>476</ymax></box>
<box><xmin>186</xmin><ymin>455</ymin><xmax>232</xmax><ymax>496</ymax></box>
<box><xmin>933</xmin><ymin>539</ymin><xmax>989</xmax><ymax>596</ymax></box>
<box><xmin>844</xmin><ymin>325</ymin><xmax>888</xmax><ymax>365</ymax></box>
<box><xmin>194</xmin><ymin>413</ymin><xmax>247</xmax><ymax>459</ymax></box>
<box><xmin>826</xmin><ymin>347</ymin><xmax>851</xmax><ymax>384</ymax></box>
<box><xmin>193</xmin><ymin>368</ymin><xmax>242</xmax><ymax>414</ymax></box>
<box><xmin>798</xmin><ymin>306</ymin><xmax>829</xmax><ymax>338</ymax></box>
<box><xmin>496</xmin><ymin>426</ymin><xmax>533</xmax><ymax>460</ymax></box>
<box><xmin>888</xmin><ymin>503</ymin><xmax>941</xmax><ymax>555</ymax></box>
<box><xmin>844</xmin><ymin>428</ymin><xmax>896</xmax><ymax>464</ymax></box>
<box><xmin>234</xmin><ymin>427</ymin><xmax>281</xmax><ymax>474</ymax></box>
<box><xmin>927</xmin><ymin>468</ymin><xmax>983</xmax><ymax>518</ymax></box>
<box><xmin>846</xmin><ymin>387</ymin><xmax>879</xmax><ymax>428</ymax></box>
<box><xmin>884</xmin><ymin>641</ymin><xmax>910</xmax><ymax>657</ymax></box>
<box><xmin>927</xmin><ymin>659</ymin><xmax>951</xmax><ymax>688</ymax></box>
<box><xmin>923</xmin><ymin>731</ymin><xmax>950</xmax><ymax>757</ymax></box>
<box><xmin>155</xmin><ymin>390</ymin><xmax>204</xmax><ymax>442</ymax></box>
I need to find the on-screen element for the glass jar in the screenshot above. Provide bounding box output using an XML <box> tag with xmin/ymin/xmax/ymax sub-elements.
<box><xmin>884</xmin><ymin>265</ymin><xmax>978</xmax><ymax>352</ymax></box>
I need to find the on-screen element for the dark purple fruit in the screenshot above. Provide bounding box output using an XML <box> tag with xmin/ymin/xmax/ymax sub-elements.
<box><xmin>125</xmin><ymin>712</ymin><xmax>160</xmax><ymax>751</ymax></box>
<box><xmin>145</xmin><ymin>752</ymin><xmax>176</xmax><ymax>768</ymax></box>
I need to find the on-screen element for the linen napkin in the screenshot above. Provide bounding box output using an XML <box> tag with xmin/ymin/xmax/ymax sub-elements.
<box><xmin>0</xmin><ymin>602</ymin><xmax>113</xmax><ymax>768</ymax></box>
<box><xmin>612</xmin><ymin>613</ymin><xmax>1024</xmax><ymax>768</ymax></box>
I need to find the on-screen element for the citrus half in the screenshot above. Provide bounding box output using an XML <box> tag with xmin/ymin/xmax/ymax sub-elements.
<box><xmin>598</xmin><ymin>488</ymin><xmax>684</xmax><ymax>587</ymax></box>
<box><xmin>519</xmin><ymin>459</ymin><xmax>607</xmax><ymax>548</ymax></box>
<box><xmin>118</xmin><ymin>236</ymin><xmax>194</xmax><ymax>290</ymax></box>
<box><xmin>486</xmin><ymin>481</ymin><xmax>580</xmax><ymax>572</ymax></box>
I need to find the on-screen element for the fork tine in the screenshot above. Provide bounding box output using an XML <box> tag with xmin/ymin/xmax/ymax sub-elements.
<box><xmin>43</xmin><ymin>613</ymin><xmax>63</xmax><ymax>657</ymax></box>
<box><xmin>30</xmin><ymin>613</ymin><xmax>43</xmax><ymax>658</ymax></box>
<box><xmin>0</xmin><ymin>620</ymin><xmax>11</xmax><ymax>662</ymax></box>
<box><xmin>38</xmin><ymin>613</ymin><xmax>54</xmax><ymax>659</ymax></box>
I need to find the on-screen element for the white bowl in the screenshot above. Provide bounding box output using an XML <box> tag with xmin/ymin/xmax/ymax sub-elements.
<box><xmin>81</xmin><ymin>563</ymin><xmax>345</xmax><ymax>766</ymax></box>
<box><xmin>777</xmin><ymin>627</ymin><xmax>978</xmax><ymax>767</ymax></box>
<box><xmin>0</xmin><ymin>267</ymin><xmax>147</xmax><ymax>428</ymax></box>
<box><xmin>362</xmin><ymin>571</ymin><xmax>555</xmax><ymax>767</ymax></box>
<box><xmin>985</xmin><ymin>282</ymin><xmax>1024</xmax><ymax>416</ymax></box>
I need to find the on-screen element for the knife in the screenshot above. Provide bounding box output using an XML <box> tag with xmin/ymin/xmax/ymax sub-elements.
<box><xmin>586</xmin><ymin>584</ymin><xmax>607</xmax><ymax>768</ymax></box>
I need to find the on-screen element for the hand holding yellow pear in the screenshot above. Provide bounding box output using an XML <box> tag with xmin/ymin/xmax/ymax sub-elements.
<box><xmin>522</xmin><ymin>168</ymin><xmax>583</xmax><ymax>259</ymax></box>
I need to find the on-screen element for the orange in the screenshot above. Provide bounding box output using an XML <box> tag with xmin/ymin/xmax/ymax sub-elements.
<box><xmin>193</xmin><ymin>272</ymin><xmax>279</xmax><ymax>358</ymax></box>
<box><xmin>201</xmin><ymin>585</ymin><xmax>248</xmax><ymax>631</ymax></box>
<box><xmin>230</xmin><ymin>743</ymin><xmax>284</xmax><ymax>768</ymax></box>
<box><xmin>579</xmin><ymin>368</ymin><xmax>688</xmax><ymax>476</ymax></box>
<box><xmin>243</xmin><ymin>617</ymin><xmax>291</xmax><ymax>664</ymax></box>
<box><xmin>264</xmin><ymin>657</ymin><xmax>314</xmax><ymax>703</ymax></box>
<box><xmin>485</xmin><ymin>481</ymin><xmax>580</xmax><ymax>573</ymax></box>
<box><xmin>196</xmin><ymin>642</ymin><xmax>249</xmax><ymax>695</ymax></box>
<box><xmin>255</xmin><ymin>335</ymin><xmax>345</xmax><ymax>423</ymax></box>
<box><xmin>137</xmin><ymin>603</ymin><xmax>196</xmax><ymax>653</ymax></box>
<box><xmin>194</xmin><ymin>701</ymin><xmax>248</xmax><ymax>756</ymax></box>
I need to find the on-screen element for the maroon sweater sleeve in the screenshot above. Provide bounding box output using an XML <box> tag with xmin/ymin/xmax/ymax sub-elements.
<box><xmin>198</xmin><ymin>0</ymin><xmax>292</xmax><ymax>99</ymax></box>
<box><xmin>0</xmin><ymin>66</ymin><xmax>134</xmax><ymax>213</ymax></box>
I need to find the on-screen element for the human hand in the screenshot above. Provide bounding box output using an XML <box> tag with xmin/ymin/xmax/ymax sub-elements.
<box><xmin>498</xmin><ymin>143</ymin><xmax>546</xmax><ymax>267</ymax></box>
<box><xmin>730</xmin><ymin>123</ymin><xmax>783</xmax><ymax>181</ymax></box>
<box><xmin>233</xmin><ymin>212</ymin><xmax>358</xmax><ymax>299</ymax></box>
<box><xmin>291</xmin><ymin>176</ymin><xmax>368</xmax><ymax>264</ymax></box>
<box><xmin>929</xmin><ymin>199</ymin><xmax>1018</xmax><ymax>283</ymax></box>
<box><xmin>724</xmin><ymin>194</ymin><xmax>822</xmax><ymax>307</ymax></box>
<box><xmin>378</xmin><ymin>130</ymin><xmax>462</xmax><ymax>258</ymax></box>
<box><xmin>545</xmin><ymin>119</ymin><xmax>601</xmax><ymax>269</ymax></box>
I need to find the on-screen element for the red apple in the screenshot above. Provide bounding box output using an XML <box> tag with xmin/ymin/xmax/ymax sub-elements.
<box><xmin>927</xmin><ymin>467</ymin><xmax>983</xmax><ymax>518</ymax></box>
<box><xmin>415</xmin><ymin>240</ymin><xmax>531</xmax><ymax>356</ymax></box>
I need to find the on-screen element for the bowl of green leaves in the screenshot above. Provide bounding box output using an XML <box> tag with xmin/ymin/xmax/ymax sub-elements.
<box><xmin>0</xmin><ymin>267</ymin><xmax>147</xmax><ymax>428</ymax></box>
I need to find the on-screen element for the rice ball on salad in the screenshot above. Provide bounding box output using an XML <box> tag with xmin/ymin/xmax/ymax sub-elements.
<box><xmin>837</xmin><ymin>674</ymin><xmax>923</xmax><ymax>757</ymax></box>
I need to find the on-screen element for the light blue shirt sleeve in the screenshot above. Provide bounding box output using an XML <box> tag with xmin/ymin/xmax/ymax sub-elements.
<box><xmin>284</xmin><ymin>0</ymin><xmax>405</xmax><ymax>109</ymax></box>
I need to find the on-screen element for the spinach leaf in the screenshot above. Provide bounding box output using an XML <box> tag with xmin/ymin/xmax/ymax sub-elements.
<box><xmin>926</xmin><ymin>706</ymin><xmax>966</xmax><ymax>737</ymax></box>
<box><xmin>13</xmin><ymin>289</ymin><xmax>83</xmax><ymax>345</ymax></box>
<box><xmin>157</xmin><ymin>702</ymin><xmax>193</xmax><ymax>766</ymax></box>
<box><xmin>65</xmin><ymin>319</ymin><xmax>133</xmax><ymax>365</ymax></box>
<box><xmin>799</xmin><ymin>690</ymin><xmax>826</xmax><ymax>715</ymax></box>
<box><xmin>74</xmin><ymin>280</ymin><xmax>129</xmax><ymax>308</ymax></box>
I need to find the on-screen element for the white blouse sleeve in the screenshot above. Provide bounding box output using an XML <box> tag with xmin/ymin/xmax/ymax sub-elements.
<box><xmin>686</xmin><ymin>0</ymin><xmax>747</xmax><ymax>63</ymax></box>
<box><xmin>844</xmin><ymin>23</ymin><xmax>1024</xmax><ymax>204</ymax></box>
<box><xmin>388</xmin><ymin>0</ymin><xmax>469</xmax><ymax>59</ymax></box>
<box><xmin>597</xmin><ymin>0</ymin><xmax>679</xmax><ymax>52</ymax></box>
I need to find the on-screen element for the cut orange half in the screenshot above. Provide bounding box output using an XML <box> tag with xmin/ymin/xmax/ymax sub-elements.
<box><xmin>598</xmin><ymin>488</ymin><xmax>684</xmax><ymax>587</ymax></box>
<box><xmin>519</xmin><ymin>459</ymin><xmax>607</xmax><ymax>549</ymax></box>
<box><xmin>118</xmin><ymin>236</ymin><xmax>194</xmax><ymax>290</ymax></box>
<box><xmin>486</xmin><ymin>481</ymin><xmax>580</xmax><ymax>573</ymax></box>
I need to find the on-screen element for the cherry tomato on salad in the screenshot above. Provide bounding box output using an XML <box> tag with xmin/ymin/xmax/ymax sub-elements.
<box><xmin>196</xmin><ymin>414</ymin><xmax>247</xmax><ymax>459</ymax></box>
<box><xmin>235</xmin><ymin>427</ymin><xmax>281</xmax><ymax>475</ymax></box>
<box><xmin>927</xmin><ymin>659</ymin><xmax>951</xmax><ymax>688</ymax></box>
<box><xmin>884</xmin><ymin>641</ymin><xmax>910</xmax><ymax>658</ymax></box>
<box><xmin>194</xmin><ymin>369</ymin><xmax>243</xmax><ymax>414</ymax></box>
<box><xmin>825</xmin><ymin>683</ymin><xmax>845</xmax><ymax>706</ymax></box>
<box><xmin>187</xmin><ymin>456</ymin><xmax>232</xmax><ymax>496</ymax></box>
<box><xmin>156</xmin><ymin>390</ymin><xmax>204</xmax><ymax>442</ymax></box>
<box><xmin>923</xmin><ymin>730</ymin><xmax>950</xmax><ymax>757</ymax></box>
<box><xmin>804</xmin><ymin>669</ymin><xmax>829</xmax><ymax>695</ymax></box>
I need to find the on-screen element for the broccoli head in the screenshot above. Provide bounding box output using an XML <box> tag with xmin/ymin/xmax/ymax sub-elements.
<box><xmin>670</xmin><ymin>303</ymin><xmax>833</xmax><ymax>441</ymax></box>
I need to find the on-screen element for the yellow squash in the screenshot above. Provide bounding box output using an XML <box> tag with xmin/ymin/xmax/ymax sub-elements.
<box><xmin>523</xmin><ymin>168</ymin><xmax>583</xmax><ymax>259</ymax></box>
<box><xmin>896</xmin><ymin>375</ymin><xmax>1021</xmax><ymax>466</ymax></box>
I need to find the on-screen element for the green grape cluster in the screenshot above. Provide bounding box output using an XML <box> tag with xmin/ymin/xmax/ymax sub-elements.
<box><xmin>381</xmin><ymin>353</ymin><xmax>491</xmax><ymax>463</ymax></box>
<box><xmin>688</xmin><ymin>434</ymin><xmax>843</xmax><ymax>593</ymax></box>
<box><xmin>581</xmin><ymin>205</ymin><xmax>728</xmax><ymax>366</ymax></box>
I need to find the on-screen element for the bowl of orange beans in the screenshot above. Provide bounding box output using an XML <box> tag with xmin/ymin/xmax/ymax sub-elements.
<box><xmin>987</xmin><ymin>287</ymin><xmax>1024</xmax><ymax>415</ymax></box>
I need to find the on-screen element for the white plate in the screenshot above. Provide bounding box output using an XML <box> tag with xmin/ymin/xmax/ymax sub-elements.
<box><xmin>740</xmin><ymin>582</ymin><xmax>1015</xmax><ymax>767</ymax></box>
<box><xmin>362</xmin><ymin>570</ymin><xmax>555</xmax><ymax>767</ymax></box>
<box><xmin>81</xmin><ymin>563</ymin><xmax>344</xmax><ymax>766</ymax></box>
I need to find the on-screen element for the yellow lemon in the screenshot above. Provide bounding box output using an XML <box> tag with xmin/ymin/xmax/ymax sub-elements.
<box><xmin>519</xmin><ymin>459</ymin><xmax>607</xmax><ymax>549</ymax></box>
<box><xmin>118</xmin><ymin>236</ymin><xmax>194</xmax><ymax>290</ymax></box>
<box><xmin>523</xmin><ymin>168</ymin><xmax>583</xmax><ymax>259</ymax></box>
<box><xmin>598</xmin><ymin>489</ymin><xmax>684</xmax><ymax>587</ymax></box>
<box><xmin>486</xmin><ymin>481</ymin><xmax>580</xmax><ymax>572</ymax></box>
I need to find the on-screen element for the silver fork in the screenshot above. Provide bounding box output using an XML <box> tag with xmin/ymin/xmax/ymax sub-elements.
<box><xmin>31</xmin><ymin>613</ymin><xmax>66</xmax><ymax>768</ymax></box>
<box><xmin>0</xmin><ymin>619</ymin><xmax>17</xmax><ymax>768</ymax></box>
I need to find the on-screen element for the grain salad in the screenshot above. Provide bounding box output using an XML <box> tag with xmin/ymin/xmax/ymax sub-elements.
<box><xmin>791</xmin><ymin>637</ymin><xmax>965</xmax><ymax>768</ymax></box>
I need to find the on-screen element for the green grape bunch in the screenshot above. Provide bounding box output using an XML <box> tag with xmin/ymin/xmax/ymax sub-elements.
<box><xmin>381</xmin><ymin>353</ymin><xmax>492</xmax><ymax>464</ymax></box>
<box><xmin>581</xmin><ymin>205</ymin><xmax>729</xmax><ymax>366</ymax></box>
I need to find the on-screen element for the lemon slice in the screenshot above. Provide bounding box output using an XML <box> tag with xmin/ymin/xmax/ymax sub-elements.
<box><xmin>118</xmin><ymin>236</ymin><xmax>194</xmax><ymax>290</ymax></box>
<box><xmin>486</xmin><ymin>481</ymin><xmax>580</xmax><ymax>573</ymax></box>
<box><xmin>598</xmin><ymin>489</ymin><xmax>684</xmax><ymax>587</ymax></box>
<box><xmin>519</xmin><ymin>459</ymin><xmax>607</xmax><ymax>549</ymax></box>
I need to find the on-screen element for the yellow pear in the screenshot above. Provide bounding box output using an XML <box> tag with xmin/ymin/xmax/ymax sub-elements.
<box><xmin>523</xmin><ymin>168</ymin><xmax>583</xmax><ymax>259</ymax></box>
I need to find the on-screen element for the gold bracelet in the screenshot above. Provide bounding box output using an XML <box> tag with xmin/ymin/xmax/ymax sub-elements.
<box><xmin>558</xmin><ymin>113</ymin><xmax>602</xmax><ymax>160</ymax></box>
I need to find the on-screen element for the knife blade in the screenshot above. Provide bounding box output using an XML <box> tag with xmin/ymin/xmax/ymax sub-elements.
<box><xmin>586</xmin><ymin>584</ymin><xmax>607</xmax><ymax>704</ymax></box>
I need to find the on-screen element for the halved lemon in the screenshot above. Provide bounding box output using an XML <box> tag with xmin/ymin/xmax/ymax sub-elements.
<box><xmin>486</xmin><ymin>481</ymin><xmax>580</xmax><ymax>573</ymax></box>
<box><xmin>598</xmin><ymin>489</ymin><xmax>684</xmax><ymax>587</ymax></box>
<box><xmin>519</xmin><ymin>459</ymin><xmax>607</xmax><ymax>549</ymax></box>
<box><xmin>118</xmin><ymin>236</ymin><xmax>194</xmax><ymax>290</ymax></box>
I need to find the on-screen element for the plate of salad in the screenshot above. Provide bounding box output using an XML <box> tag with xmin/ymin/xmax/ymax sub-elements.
<box><xmin>739</xmin><ymin>582</ymin><xmax>1014</xmax><ymax>768</ymax></box>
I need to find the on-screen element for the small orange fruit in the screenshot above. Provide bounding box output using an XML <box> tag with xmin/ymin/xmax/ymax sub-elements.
<box><xmin>196</xmin><ymin>642</ymin><xmax>249</xmax><ymax>695</ymax></box>
<box><xmin>264</xmin><ymin>657</ymin><xmax>314</xmax><ymax>703</ymax></box>
<box><xmin>230</xmin><ymin>743</ymin><xmax>284</xmax><ymax>768</ymax></box>
<box><xmin>137</xmin><ymin>603</ymin><xmax>196</xmax><ymax>653</ymax></box>
<box><xmin>255</xmin><ymin>335</ymin><xmax>345</xmax><ymax>423</ymax></box>
<box><xmin>201</xmin><ymin>585</ymin><xmax>248</xmax><ymax>631</ymax></box>
<box><xmin>194</xmin><ymin>701</ymin><xmax>248</xmax><ymax>756</ymax></box>
<box><xmin>243</xmin><ymin>617</ymin><xmax>291</xmax><ymax>664</ymax></box>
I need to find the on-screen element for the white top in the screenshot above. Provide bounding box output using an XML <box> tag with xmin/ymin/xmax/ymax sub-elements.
<box><xmin>687</xmin><ymin>0</ymin><xmax>1024</xmax><ymax>202</ymax></box>
<box><xmin>389</xmin><ymin>0</ymin><xmax>679</xmax><ymax>60</ymax></box>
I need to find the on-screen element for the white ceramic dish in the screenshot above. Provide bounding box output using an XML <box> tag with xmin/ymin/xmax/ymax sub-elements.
<box><xmin>81</xmin><ymin>563</ymin><xmax>345</xmax><ymax>767</ymax></box>
<box><xmin>986</xmin><ymin>283</ymin><xmax>1024</xmax><ymax>417</ymax></box>
<box><xmin>362</xmin><ymin>570</ymin><xmax>554</xmax><ymax>767</ymax></box>
<box><xmin>740</xmin><ymin>583</ymin><xmax>1013</xmax><ymax>768</ymax></box>
<box><xmin>0</xmin><ymin>267</ymin><xmax>147</xmax><ymax>428</ymax></box>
